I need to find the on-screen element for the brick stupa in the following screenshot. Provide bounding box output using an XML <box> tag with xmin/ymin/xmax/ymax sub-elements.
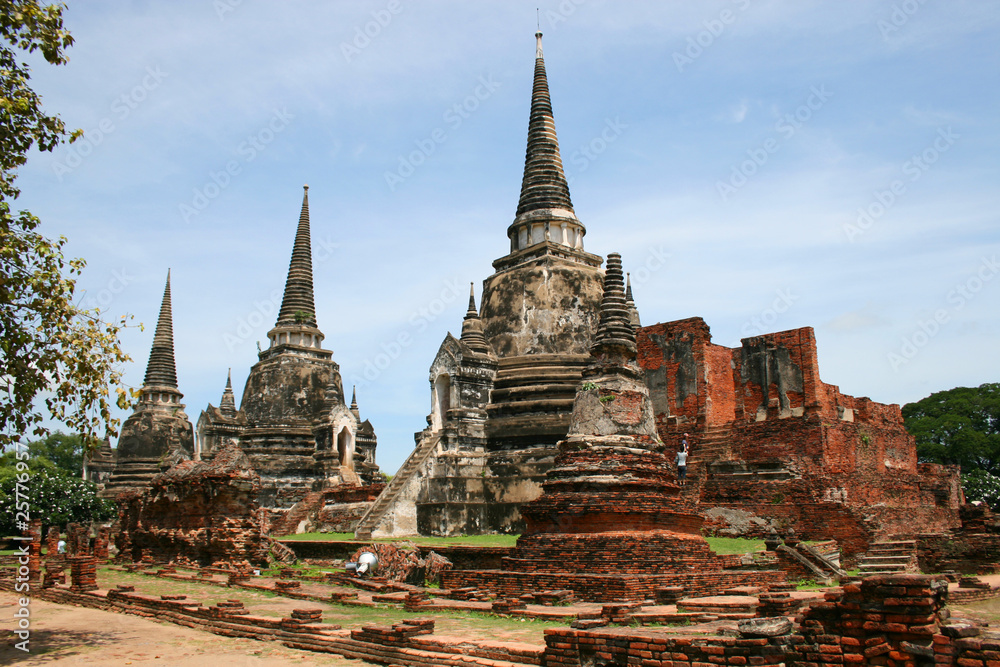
<box><xmin>441</xmin><ymin>254</ymin><xmax>783</xmax><ymax>601</ymax></box>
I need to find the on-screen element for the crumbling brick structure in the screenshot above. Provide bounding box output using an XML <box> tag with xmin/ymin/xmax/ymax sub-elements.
<box><xmin>639</xmin><ymin>318</ymin><xmax>962</xmax><ymax>560</ymax></box>
<box><xmin>115</xmin><ymin>443</ymin><xmax>269</xmax><ymax>566</ymax></box>
<box><xmin>543</xmin><ymin>574</ymin><xmax>997</xmax><ymax>667</ymax></box>
<box><xmin>916</xmin><ymin>503</ymin><xmax>1000</xmax><ymax>574</ymax></box>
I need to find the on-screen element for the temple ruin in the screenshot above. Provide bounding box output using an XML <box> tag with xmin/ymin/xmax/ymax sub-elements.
<box><xmin>104</xmin><ymin>188</ymin><xmax>383</xmax><ymax>526</ymax></box>
<box><xmin>355</xmin><ymin>31</ymin><xmax>962</xmax><ymax>560</ymax></box>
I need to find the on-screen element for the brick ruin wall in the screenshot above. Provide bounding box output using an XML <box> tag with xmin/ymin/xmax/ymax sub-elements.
<box><xmin>115</xmin><ymin>444</ymin><xmax>270</xmax><ymax>567</ymax></box>
<box><xmin>637</xmin><ymin>319</ymin><xmax>962</xmax><ymax>556</ymax></box>
<box><xmin>4</xmin><ymin>559</ymin><xmax>998</xmax><ymax>667</ymax></box>
<box><xmin>544</xmin><ymin>574</ymin><xmax>998</xmax><ymax>667</ymax></box>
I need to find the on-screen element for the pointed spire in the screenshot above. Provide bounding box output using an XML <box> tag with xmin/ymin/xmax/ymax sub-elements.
<box><xmin>625</xmin><ymin>272</ymin><xmax>641</xmax><ymax>329</ymax></box>
<box><xmin>461</xmin><ymin>283</ymin><xmax>492</xmax><ymax>354</ymax></box>
<box><xmin>350</xmin><ymin>386</ymin><xmax>361</xmax><ymax>420</ymax></box>
<box><xmin>142</xmin><ymin>270</ymin><xmax>180</xmax><ymax>389</ymax></box>
<box><xmin>220</xmin><ymin>368</ymin><xmax>237</xmax><ymax>416</ymax></box>
<box><xmin>275</xmin><ymin>185</ymin><xmax>317</xmax><ymax>328</ymax></box>
<box><xmin>591</xmin><ymin>253</ymin><xmax>637</xmax><ymax>358</ymax></box>
<box><xmin>503</xmin><ymin>31</ymin><xmax>589</xmax><ymax>261</ymax></box>
<box><xmin>516</xmin><ymin>32</ymin><xmax>575</xmax><ymax>219</ymax></box>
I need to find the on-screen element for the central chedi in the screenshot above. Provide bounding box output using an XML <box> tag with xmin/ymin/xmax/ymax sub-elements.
<box><xmin>354</xmin><ymin>31</ymin><xmax>605</xmax><ymax>538</ymax></box>
<box><xmin>439</xmin><ymin>254</ymin><xmax>783</xmax><ymax>602</ymax></box>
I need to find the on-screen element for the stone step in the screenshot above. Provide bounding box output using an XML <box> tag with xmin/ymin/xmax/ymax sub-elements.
<box><xmin>355</xmin><ymin>431</ymin><xmax>442</xmax><ymax>536</ymax></box>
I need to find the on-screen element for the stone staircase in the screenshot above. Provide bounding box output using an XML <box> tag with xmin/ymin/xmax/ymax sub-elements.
<box><xmin>680</xmin><ymin>424</ymin><xmax>731</xmax><ymax>496</ymax></box>
<box><xmin>270</xmin><ymin>491</ymin><xmax>326</xmax><ymax>537</ymax></box>
<box><xmin>858</xmin><ymin>540</ymin><xmax>919</xmax><ymax>577</ymax></box>
<box><xmin>354</xmin><ymin>431</ymin><xmax>442</xmax><ymax>539</ymax></box>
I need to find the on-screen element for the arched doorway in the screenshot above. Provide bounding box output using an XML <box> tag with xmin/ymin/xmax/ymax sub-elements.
<box><xmin>336</xmin><ymin>426</ymin><xmax>354</xmax><ymax>471</ymax></box>
<box><xmin>431</xmin><ymin>374</ymin><xmax>451</xmax><ymax>432</ymax></box>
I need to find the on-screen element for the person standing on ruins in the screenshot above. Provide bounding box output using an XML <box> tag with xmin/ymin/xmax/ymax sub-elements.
<box><xmin>675</xmin><ymin>443</ymin><xmax>688</xmax><ymax>484</ymax></box>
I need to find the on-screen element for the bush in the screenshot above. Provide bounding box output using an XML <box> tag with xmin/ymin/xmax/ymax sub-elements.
<box><xmin>962</xmin><ymin>469</ymin><xmax>1000</xmax><ymax>509</ymax></box>
<box><xmin>0</xmin><ymin>465</ymin><xmax>114</xmax><ymax>534</ymax></box>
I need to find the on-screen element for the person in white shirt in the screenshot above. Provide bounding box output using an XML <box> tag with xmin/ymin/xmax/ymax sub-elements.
<box><xmin>675</xmin><ymin>445</ymin><xmax>688</xmax><ymax>484</ymax></box>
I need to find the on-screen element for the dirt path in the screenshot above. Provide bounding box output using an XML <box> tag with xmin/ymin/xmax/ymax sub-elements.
<box><xmin>0</xmin><ymin>592</ymin><xmax>362</xmax><ymax>666</ymax></box>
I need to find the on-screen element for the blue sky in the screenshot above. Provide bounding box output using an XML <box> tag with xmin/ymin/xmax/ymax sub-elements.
<box><xmin>18</xmin><ymin>1</ymin><xmax>1000</xmax><ymax>475</ymax></box>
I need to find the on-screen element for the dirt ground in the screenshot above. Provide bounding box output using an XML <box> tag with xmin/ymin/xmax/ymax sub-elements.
<box><xmin>0</xmin><ymin>592</ymin><xmax>363</xmax><ymax>666</ymax></box>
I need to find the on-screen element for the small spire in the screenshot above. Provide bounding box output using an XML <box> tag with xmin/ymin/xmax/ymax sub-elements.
<box><xmin>220</xmin><ymin>368</ymin><xmax>237</xmax><ymax>416</ymax></box>
<box><xmin>142</xmin><ymin>270</ymin><xmax>180</xmax><ymax>389</ymax></box>
<box><xmin>460</xmin><ymin>283</ymin><xmax>491</xmax><ymax>354</ymax></box>
<box><xmin>591</xmin><ymin>253</ymin><xmax>637</xmax><ymax>358</ymax></box>
<box><xmin>275</xmin><ymin>185</ymin><xmax>317</xmax><ymax>328</ymax></box>
<box><xmin>350</xmin><ymin>386</ymin><xmax>360</xmax><ymax>420</ymax></box>
<box><xmin>466</xmin><ymin>282</ymin><xmax>478</xmax><ymax>315</ymax></box>
<box><xmin>516</xmin><ymin>31</ymin><xmax>576</xmax><ymax>219</ymax></box>
<box><xmin>625</xmin><ymin>272</ymin><xmax>641</xmax><ymax>328</ymax></box>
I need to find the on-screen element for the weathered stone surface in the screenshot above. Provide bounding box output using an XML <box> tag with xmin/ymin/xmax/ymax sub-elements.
<box><xmin>104</xmin><ymin>272</ymin><xmax>195</xmax><ymax>499</ymax></box>
<box><xmin>195</xmin><ymin>188</ymin><xmax>381</xmax><ymax>517</ymax></box>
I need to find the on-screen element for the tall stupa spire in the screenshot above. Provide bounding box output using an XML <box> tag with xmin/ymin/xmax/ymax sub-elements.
<box><xmin>275</xmin><ymin>185</ymin><xmax>317</xmax><ymax>328</ymax></box>
<box><xmin>516</xmin><ymin>31</ymin><xmax>574</xmax><ymax>218</ymax></box>
<box><xmin>506</xmin><ymin>31</ymin><xmax>587</xmax><ymax>256</ymax></box>
<box><xmin>142</xmin><ymin>270</ymin><xmax>180</xmax><ymax>391</ymax></box>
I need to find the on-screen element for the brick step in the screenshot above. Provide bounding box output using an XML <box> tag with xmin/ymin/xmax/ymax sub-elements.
<box><xmin>868</xmin><ymin>540</ymin><xmax>916</xmax><ymax>548</ymax></box>
<box><xmin>865</xmin><ymin>548</ymin><xmax>917</xmax><ymax>556</ymax></box>
<box><xmin>861</xmin><ymin>555</ymin><xmax>913</xmax><ymax>563</ymax></box>
<box><xmin>858</xmin><ymin>565</ymin><xmax>906</xmax><ymax>574</ymax></box>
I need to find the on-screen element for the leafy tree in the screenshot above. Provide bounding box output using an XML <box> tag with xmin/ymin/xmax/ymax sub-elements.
<box><xmin>0</xmin><ymin>1</ymin><xmax>134</xmax><ymax>450</ymax></box>
<box><xmin>0</xmin><ymin>448</ymin><xmax>114</xmax><ymax>533</ymax></box>
<box><xmin>25</xmin><ymin>430</ymin><xmax>83</xmax><ymax>474</ymax></box>
<box><xmin>902</xmin><ymin>382</ymin><xmax>1000</xmax><ymax>476</ymax></box>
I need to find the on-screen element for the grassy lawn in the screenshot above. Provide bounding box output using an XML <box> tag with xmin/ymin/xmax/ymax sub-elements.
<box><xmin>96</xmin><ymin>567</ymin><xmax>561</xmax><ymax>643</ymax></box>
<box><xmin>704</xmin><ymin>536</ymin><xmax>765</xmax><ymax>555</ymax></box>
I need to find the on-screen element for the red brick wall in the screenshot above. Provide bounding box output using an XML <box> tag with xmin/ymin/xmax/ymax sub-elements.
<box><xmin>638</xmin><ymin>318</ymin><xmax>713</xmax><ymax>425</ymax></box>
<box><xmin>705</xmin><ymin>343</ymin><xmax>737</xmax><ymax>425</ymax></box>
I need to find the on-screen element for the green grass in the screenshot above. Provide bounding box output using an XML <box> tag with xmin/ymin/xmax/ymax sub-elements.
<box><xmin>96</xmin><ymin>567</ymin><xmax>559</xmax><ymax>643</ymax></box>
<box><xmin>704</xmin><ymin>536</ymin><xmax>766</xmax><ymax>555</ymax></box>
<box><xmin>276</xmin><ymin>532</ymin><xmax>520</xmax><ymax>548</ymax></box>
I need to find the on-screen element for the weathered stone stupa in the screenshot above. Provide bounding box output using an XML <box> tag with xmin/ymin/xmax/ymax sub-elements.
<box><xmin>102</xmin><ymin>271</ymin><xmax>195</xmax><ymax>497</ymax></box>
<box><xmin>356</xmin><ymin>31</ymin><xmax>604</xmax><ymax>538</ymax></box>
<box><xmin>197</xmin><ymin>187</ymin><xmax>380</xmax><ymax>512</ymax></box>
<box><xmin>440</xmin><ymin>254</ymin><xmax>783</xmax><ymax>601</ymax></box>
